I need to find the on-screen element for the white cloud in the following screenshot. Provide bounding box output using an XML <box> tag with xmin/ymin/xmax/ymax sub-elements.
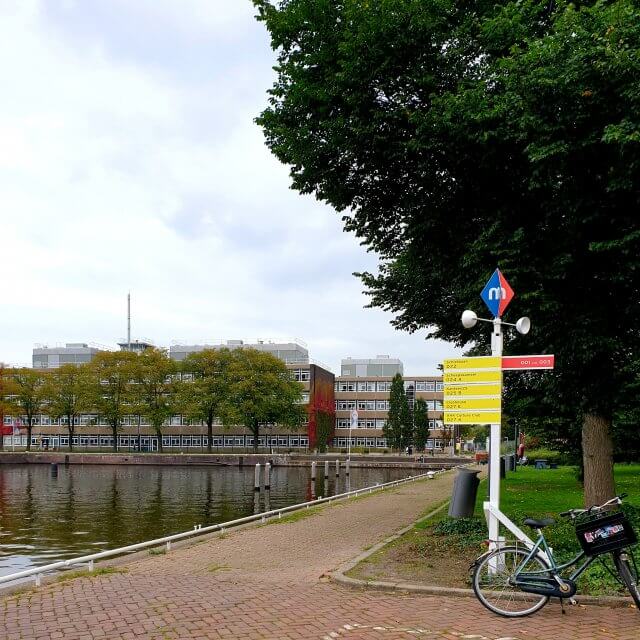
<box><xmin>0</xmin><ymin>1</ymin><xmax>462</xmax><ymax>374</ymax></box>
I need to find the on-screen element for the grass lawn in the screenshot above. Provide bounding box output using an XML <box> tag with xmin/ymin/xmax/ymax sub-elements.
<box><xmin>348</xmin><ymin>463</ymin><xmax>640</xmax><ymax>596</ymax></box>
<box><xmin>474</xmin><ymin>463</ymin><xmax>640</xmax><ymax>519</ymax></box>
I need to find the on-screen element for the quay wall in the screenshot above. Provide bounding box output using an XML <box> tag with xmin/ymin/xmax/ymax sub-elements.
<box><xmin>0</xmin><ymin>452</ymin><xmax>465</xmax><ymax>470</ymax></box>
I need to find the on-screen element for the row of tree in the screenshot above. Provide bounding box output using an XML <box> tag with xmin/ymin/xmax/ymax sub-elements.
<box><xmin>382</xmin><ymin>373</ymin><xmax>431</xmax><ymax>452</ymax></box>
<box><xmin>0</xmin><ymin>348</ymin><xmax>305</xmax><ymax>453</ymax></box>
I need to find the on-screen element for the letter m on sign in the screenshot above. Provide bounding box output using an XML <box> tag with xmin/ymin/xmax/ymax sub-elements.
<box><xmin>480</xmin><ymin>269</ymin><xmax>514</xmax><ymax>317</ymax></box>
<box><xmin>488</xmin><ymin>287</ymin><xmax>505</xmax><ymax>301</ymax></box>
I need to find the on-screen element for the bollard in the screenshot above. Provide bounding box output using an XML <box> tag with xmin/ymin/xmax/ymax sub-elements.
<box><xmin>324</xmin><ymin>461</ymin><xmax>329</xmax><ymax>479</ymax></box>
<box><xmin>335</xmin><ymin>460</ymin><xmax>340</xmax><ymax>477</ymax></box>
<box><xmin>311</xmin><ymin>461</ymin><xmax>317</xmax><ymax>480</ymax></box>
<box><xmin>264</xmin><ymin>462</ymin><xmax>271</xmax><ymax>490</ymax></box>
<box><xmin>345</xmin><ymin>459</ymin><xmax>350</xmax><ymax>476</ymax></box>
<box><xmin>254</xmin><ymin>464</ymin><xmax>261</xmax><ymax>491</ymax></box>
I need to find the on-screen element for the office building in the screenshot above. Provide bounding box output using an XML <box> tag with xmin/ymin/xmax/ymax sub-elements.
<box><xmin>18</xmin><ymin>343</ymin><xmax>446</xmax><ymax>452</ymax></box>
<box><xmin>32</xmin><ymin>343</ymin><xmax>104</xmax><ymax>369</ymax></box>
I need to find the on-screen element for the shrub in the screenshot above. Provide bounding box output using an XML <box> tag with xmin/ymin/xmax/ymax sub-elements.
<box><xmin>524</xmin><ymin>448</ymin><xmax>570</xmax><ymax>465</ymax></box>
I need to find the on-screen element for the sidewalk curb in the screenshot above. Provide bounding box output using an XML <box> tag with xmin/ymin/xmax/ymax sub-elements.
<box><xmin>328</xmin><ymin>503</ymin><xmax>636</xmax><ymax>609</ymax></box>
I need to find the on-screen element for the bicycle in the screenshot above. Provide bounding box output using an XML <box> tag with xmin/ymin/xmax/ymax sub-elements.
<box><xmin>471</xmin><ymin>494</ymin><xmax>640</xmax><ymax>617</ymax></box>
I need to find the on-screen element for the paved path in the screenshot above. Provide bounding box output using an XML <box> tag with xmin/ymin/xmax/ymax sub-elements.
<box><xmin>1</xmin><ymin>472</ymin><xmax>638</xmax><ymax>639</ymax></box>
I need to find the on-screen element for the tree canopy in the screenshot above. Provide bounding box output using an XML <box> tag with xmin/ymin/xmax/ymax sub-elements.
<box><xmin>254</xmin><ymin>0</ymin><xmax>640</xmax><ymax>503</ymax></box>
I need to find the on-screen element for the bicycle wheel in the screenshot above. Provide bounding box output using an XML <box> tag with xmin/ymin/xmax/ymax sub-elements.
<box><xmin>613</xmin><ymin>549</ymin><xmax>640</xmax><ymax>609</ymax></box>
<box><xmin>472</xmin><ymin>546</ymin><xmax>551</xmax><ymax>617</ymax></box>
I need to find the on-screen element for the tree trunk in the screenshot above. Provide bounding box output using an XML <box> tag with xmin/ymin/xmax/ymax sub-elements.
<box><xmin>582</xmin><ymin>412</ymin><xmax>616</xmax><ymax>507</ymax></box>
<box><xmin>112</xmin><ymin>423</ymin><xmax>118</xmax><ymax>452</ymax></box>
<box><xmin>253</xmin><ymin>424</ymin><xmax>259</xmax><ymax>452</ymax></box>
<box><xmin>26</xmin><ymin>421</ymin><xmax>32</xmax><ymax>451</ymax></box>
<box><xmin>68</xmin><ymin>418</ymin><xmax>74</xmax><ymax>452</ymax></box>
<box><xmin>207</xmin><ymin>418</ymin><xmax>213</xmax><ymax>454</ymax></box>
<box><xmin>156</xmin><ymin>428</ymin><xmax>163</xmax><ymax>453</ymax></box>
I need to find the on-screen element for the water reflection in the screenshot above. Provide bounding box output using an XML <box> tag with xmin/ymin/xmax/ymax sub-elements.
<box><xmin>0</xmin><ymin>464</ymin><xmax>411</xmax><ymax>576</ymax></box>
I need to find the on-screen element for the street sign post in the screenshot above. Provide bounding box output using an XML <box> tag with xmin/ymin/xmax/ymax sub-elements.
<box><xmin>455</xmin><ymin>270</ymin><xmax>556</xmax><ymax>562</ymax></box>
<box><xmin>348</xmin><ymin>409</ymin><xmax>358</xmax><ymax>462</ymax></box>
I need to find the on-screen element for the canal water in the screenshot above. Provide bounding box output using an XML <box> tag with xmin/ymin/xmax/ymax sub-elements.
<box><xmin>0</xmin><ymin>464</ymin><xmax>413</xmax><ymax>577</ymax></box>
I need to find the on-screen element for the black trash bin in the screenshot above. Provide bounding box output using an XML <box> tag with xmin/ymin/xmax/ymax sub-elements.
<box><xmin>448</xmin><ymin>469</ymin><xmax>481</xmax><ymax>518</ymax></box>
<box><xmin>500</xmin><ymin>456</ymin><xmax>506</xmax><ymax>478</ymax></box>
<box><xmin>505</xmin><ymin>454</ymin><xmax>514</xmax><ymax>472</ymax></box>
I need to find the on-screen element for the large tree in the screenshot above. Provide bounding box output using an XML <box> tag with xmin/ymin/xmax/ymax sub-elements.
<box><xmin>385</xmin><ymin>373</ymin><xmax>411</xmax><ymax>451</ymax></box>
<box><xmin>413</xmin><ymin>398</ymin><xmax>430</xmax><ymax>453</ymax></box>
<box><xmin>88</xmin><ymin>351</ymin><xmax>137</xmax><ymax>452</ymax></box>
<box><xmin>227</xmin><ymin>348</ymin><xmax>304</xmax><ymax>452</ymax></box>
<box><xmin>45</xmin><ymin>364</ymin><xmax>92</xmax><ymax>452</ymax></box>
<box><xmin>177</xmin><ymin>348</ymin><xmax>235</xmax><ymax>453</ymax></box>
<box><xmin>254</xmin><ymin>0</ymin><xmax>640</xmax><ymax>505</ymax></box>
<box><xmin>132</xmin><ymin>349</ymin><xmax>177</xmax><ymax>454</ymax></box>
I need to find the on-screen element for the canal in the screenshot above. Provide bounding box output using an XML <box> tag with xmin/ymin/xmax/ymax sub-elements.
<box><xmin>0</xmin><ymin>464</ymin><xmax>413</xmax><ymax>577</ymax></box>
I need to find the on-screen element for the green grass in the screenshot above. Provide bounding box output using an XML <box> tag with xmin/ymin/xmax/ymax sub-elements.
<box><xmin>468</xmin><ymin>463</ymin><xmax>640</xmax><ymax>596</ymax></box>
<box><xmin>474</xmin><ymin>464</ymin><xmax>640</xmax><ymax>518</ymax></box>
<box><xmin>55</xmin><ymin>566</ymin><xmax>128</xmax><ymax>583</ymax></box>
<box><xmin>262</xmin><ymin>505</ymin><xmax>323</xmax><ymax>526</ymax></box>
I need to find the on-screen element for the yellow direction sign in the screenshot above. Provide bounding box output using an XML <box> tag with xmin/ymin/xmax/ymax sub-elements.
<box><xmin>443</xmin><ymin>370</ymin><xmax>502</xmax><ymax>385</ymax></box>
<box><xmin>444</xmin><ymin>397</ymin><xmax>501</xmax><ymax>411</ymax></box>
<box><xmin>443</xmin><ymin>356</ymin><xmax>501</xmax><ymax>370</ymax></box>
<box><xmin>444</xmin><ymin>383</ymin><xmax>502</xmax><ymax>397</ymax></box>
<box><xmin>444</xmin><ymin>411</ymin><xmax>502</xmax><ymax>425</ymax></box>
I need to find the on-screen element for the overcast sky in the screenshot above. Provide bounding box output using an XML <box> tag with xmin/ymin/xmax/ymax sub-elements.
<box><xmin>0</xmin><ymin>0</ymin><xmax>461</xmax><ymax>374</ymax></box>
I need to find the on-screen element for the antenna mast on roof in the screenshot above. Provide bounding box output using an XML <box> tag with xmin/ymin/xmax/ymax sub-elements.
<box><xmin>127</xmin><ymin>292</ymin><xmax>131</xmax><ymax>351</ymax></box>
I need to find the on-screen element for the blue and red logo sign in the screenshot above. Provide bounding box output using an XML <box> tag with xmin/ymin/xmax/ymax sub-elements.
<box><xmin>480</xmin><ymin>269</ymin><xmax>514</xmax><ymax>317</ymax></box>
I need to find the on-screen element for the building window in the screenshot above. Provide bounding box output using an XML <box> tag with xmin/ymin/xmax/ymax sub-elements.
<box><xmin>375</xmin><ymin>400</ymin><xmax>389</xmax><ymax>410</ymax></box>
<box><xmin>357</xmin><ymin>400</ymin><xmax>375</xmax><ymax>411</ymax></box>
<box><xmin>357</xmin><ymin>381</ymin><xmax>375</xmax><ymax>392</ymax></box>
<box><xmin>300</xmin><ymin>370</ymin><xmax>310</xmax><ymax>381</ymax></box>
<box><xmin>376</xmin><ymin>382</ymin><xmax>391</xmax><ymax>392</ymax></box>
<box><xmin>338</xmin><ymin>381</ymin><xmax>356</xmax><ymax>392</ymax></box>
<box><xmin>435</xmin><ymin>400</ymin><xmax>443</xmax><ymax>411</ymax></box>
<box><xmin>426</xmin><ymin>381</ymin><xmax>435</xmax><ymax>392</ymax></box>
<box><xmin>436</xmin><ymin>382</ymin><xmax>444</xmax><ymax>391</ymax></box>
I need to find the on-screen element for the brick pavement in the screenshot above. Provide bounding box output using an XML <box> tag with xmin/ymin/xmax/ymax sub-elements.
<box><xmin>1</xmin><ymin>471</ymin><xmax>638</xmax><ymax>639</ymax></box>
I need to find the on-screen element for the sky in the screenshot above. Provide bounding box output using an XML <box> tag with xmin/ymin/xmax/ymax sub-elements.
<box><xmin>0</xmin><ymin>0</ymin><xmax>462</xmax><ymax>374</ymax></box>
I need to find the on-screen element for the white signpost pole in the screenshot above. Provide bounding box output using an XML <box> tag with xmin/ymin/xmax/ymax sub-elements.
<box><xmin>349</xmin><ymin>409</ymin><xmax>358</xmax><ymax>462</ymax></box>
<box><xmin>487</xmin><ymin>317</ymin><xmax>504</xmax><ymax>551</ymax></box>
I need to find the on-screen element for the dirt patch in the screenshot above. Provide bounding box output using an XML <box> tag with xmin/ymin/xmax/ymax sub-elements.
<box><xmin>347</xmin><ymin>516</ymin><xmax>486</xmax><ymax>588</ymax></box>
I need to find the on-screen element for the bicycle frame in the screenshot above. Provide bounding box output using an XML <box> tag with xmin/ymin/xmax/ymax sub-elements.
<box><xmin>514</xmin><ymin>530</ymin><xmax>596</xmax><ymax>584</ymax></box>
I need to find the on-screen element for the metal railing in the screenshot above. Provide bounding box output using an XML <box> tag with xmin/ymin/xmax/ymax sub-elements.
<box><xmin>0</xmin><ymin>469</ymin><xmax>449</xmax><ymax>589</ymax></box>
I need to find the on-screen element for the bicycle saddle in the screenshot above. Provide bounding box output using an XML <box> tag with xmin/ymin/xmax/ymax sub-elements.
<box><xmin>523</xmin><ymin>517</ymin><xmax>555</xmax><ymax>528</ymax></box>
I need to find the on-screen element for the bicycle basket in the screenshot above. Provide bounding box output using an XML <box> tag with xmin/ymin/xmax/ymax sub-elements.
<box><xmin>575</xmin><ymin>511</ymin><xmax>637</xmax><ymax>557</ymax></box>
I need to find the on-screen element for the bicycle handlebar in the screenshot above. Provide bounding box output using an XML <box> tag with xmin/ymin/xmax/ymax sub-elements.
<box><xmin>559</xmin><ymin>494</ymin><xmax>626</xmax><ymax>520</ymax></box>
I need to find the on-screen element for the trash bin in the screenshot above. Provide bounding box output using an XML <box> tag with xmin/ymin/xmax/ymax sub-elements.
<box><xmin>500</xmin><ymin>456</ymin><xmax>506</xmax><ymax>478</ymax></box>
<box><xmin>505</xmin><ymin>454</ymin><xmax>514</xmax><ymax>472</ymax></box>
<box><xmin>448</xmin><ymin>469</ymin><xmax>481</xmax><ymax>518</ymax></box>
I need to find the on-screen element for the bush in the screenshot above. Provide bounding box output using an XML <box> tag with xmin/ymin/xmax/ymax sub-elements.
<box><xmin>524</xmin><ymin>448</ymin><xmax>570</xmax><ymax>465</ymax></box>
